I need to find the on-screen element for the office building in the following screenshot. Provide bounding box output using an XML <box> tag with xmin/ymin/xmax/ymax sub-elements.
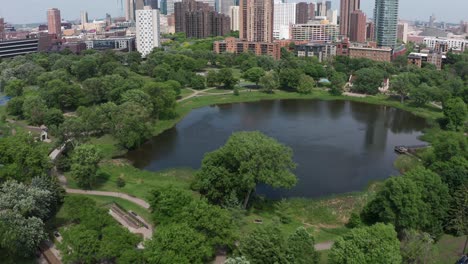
<box><xmin>316</xmin><ymin>1</ymin><xmax>327</xmax><ymax>17</ymax></box>
<box><xmin>349</xmin><ymin>10</ymin><xmax>366</xmax><ymax>43</ymax></box>
<box><xmin>339</xmin><ymin>0</ymin><xmax>360</xmax><ymax>36</ymax></box>
<box><xmin>374</xmin><ymin>0</ymin><xmax>399</xmax><ymax>47</ymax></box>
<box><xmin>240</xmin><ymin>0</ymin><xmax>274</xmax><ymax>42</ymax></box>
<box><xmin>230</xmin><ymin>6</ymin><xmax>240</xmax><ymax>31</ymax></box>
<box><xmin>136</xmin><ymin>7</ymin><xmax>160</xmax><ymax>57</ymax></box>
<box><xmin>291</xmin><ymin>22</ymin><xmax>339</xmax><ymax>42</ymax></box>
<box><xmin>397</xmin><ymin>22</ymin><xmax>408</xmax><ymax>43</ymax></box>
<box><xmin>47</xmin><ymin>8</ymin><xmax>62</xmax><ymax>37</ymax></box>
<box><xmin>213</xmin><ymin>37</ymin><xmax>281</xmax><ymax>59</ymax></box>
<box><xmin>274</xmin><ymin>1</ymin><xmax>296</xmax><ymax>39</ymax></box>
<box><xmin>174</xmin><ymin>0</ymin><xmax>230</xmax><ymax>38</ymax></box>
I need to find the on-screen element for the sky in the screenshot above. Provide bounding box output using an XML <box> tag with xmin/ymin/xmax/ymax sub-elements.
<box><xmin>0</xmin><ymin>0</ymin><xmax>467</xmax><ymax>24</ymax></box>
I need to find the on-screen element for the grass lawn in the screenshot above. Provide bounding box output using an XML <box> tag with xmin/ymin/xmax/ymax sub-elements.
<box><xmin>66</xmin><ymin>162</ymin><xmax>195</xmax><ymax>200</ymax></box>
<box><xmin>319</xmin><ymin>250</ymin><xmax>330</xmax><ymax>264</ymax></box>
<box><xmin>434</xmin><ymin>235</ymin><xmax>467</xmax><ymax>264</ymax></box>
<box><xmin>89</xmin><ymin>135</ymin><xmax>125</xmax><ymax>159</ymax></box>
<box><xmin>180</xmin><ymin>88</ymin><xmax>195</xmax><ymax>98</ymax></box>
<box><xmin>393</xmin><ymin>154</ymin><xmax>423</xmax><ymax>173</ymax></box>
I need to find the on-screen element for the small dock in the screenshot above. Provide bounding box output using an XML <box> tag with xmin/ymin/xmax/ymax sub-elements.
<box><xmin>394</xmin><ymin>144</ymin><xmax>430</xmax><ymax>155</ymax></box>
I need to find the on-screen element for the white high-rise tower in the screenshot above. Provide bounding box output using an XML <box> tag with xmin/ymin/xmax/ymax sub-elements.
<box><xmin>136</xmin><ymin>6</ymin><xmax>161</xmax><ymax>57</ymax></box>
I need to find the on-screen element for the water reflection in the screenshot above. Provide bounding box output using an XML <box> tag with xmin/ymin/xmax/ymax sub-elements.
<box><xmin>125</xmin><ymin>99</ymin><xmax>428</xmax><ymax>198</ymax></box>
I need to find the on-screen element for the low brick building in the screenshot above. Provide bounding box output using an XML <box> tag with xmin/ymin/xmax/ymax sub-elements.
<box><xmin>349</xmin><ymin>46</ymin><xmax>393</xmax><ymax>62</ymax></box>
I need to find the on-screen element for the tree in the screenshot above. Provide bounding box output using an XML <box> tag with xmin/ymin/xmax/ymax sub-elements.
<box><xmin>445</xmin><ymin>184</ymin><xmax>468</xmax><ymax>237</ymax></box>
<box><xmin>286</xmin><ymin>227</ymin><xmax>319</xmax><ymax>264</ymax></box>
<box><xmin>329</xmin><ymin>72</ymin><xmax>347</xmax><ymax>96</ymax></box>
<box><xmin>279</xmin><ymin>68</ymin><xmax>303</xmax><ymax>91</ymax></box>
<box><xmin>218</xmin><ymin>68</ymin><xmax>238</xmax><ymax>89</ymax></box>
<box><xmin>153</xmin><ymin>63</ymin><xmax>172</xmax><ymax>81</ymax></box>
<box><xmin>4</xmin><ymin>79</ymin><xmax>25</xmax><ymax>97</ymax></box>
<box><xmin>144</xmin><ymin>82</ymin><xmax>177</xmax><ymax>119</ymax></box>
<box><xmin>329</xmin><ymin>223</ymin><xmax>402</xmax><ymax>264</ymax></box>
<box><xmin>242</xmin><ymin>67</ymin><xmax>265</xmax><ymax>88</ymax></box>
<box><xmin>112</xmin><ymin>102</ymin><xmax>152</xmax><ymax>149</ymax></box>
<box><xmin>194</xmin><ymin>131</ymin><xmax>297</xmax><ymax>208</ymax></box>
<box><xmin>59</xmin><ymin>226</ymin><xmax>101</xmax><ymax>264</ymax></box>
<box><xmin>431</xmin><ymin>132</ymin><xmax>467</xmax><ymax>162</ymax></box>
<box><xmin>206</xmin><ymin>70</ymin><xmax>220</xmax><ymax>87</ymax></box>
<box><xmin>22</xmin><ymin>95</ymin><xmax>48</xmax><ymax>125</ymax></box>
<box><xmin>6</xmin><ymin>96</ymin><xmax>24</xmax><ymax>117</ymax></box>
<box><xmin>191</xmin><ymin>74</ymin><xmax>206</xmax><ymax>90</ymax></box>
<box><xmin>71</xmin><ymin>56</ymin><xmax>98</xmax><ymax>81</ymax></box>
<box><xmin>410</xmin><ymin>83</ymin><xmax>433</xmax><ymax>106</ymax></box>
<box><xmin>42</xmin><ymin>79</ymin><xmax>81</xmax><ymax>110</ymax></box>
<box><xmin>99</xmin><ymin>225</ymin><xmax>141</xmax><ymax>261</ymax></box>
<box><xmin>144</xmin><ymin>223</ymin><xmax>213</xmax><ymax>264</ymax></box>
<box><xmin>82</xmin><ymin>77</ymin><xmax>111</xmax><ymax>105</ymax></box>
<box><xmin>352</xmin><ymin>68</ymin><xmax>385</xmax><ymax>95</ymax></box>
<box><xmin>240</xmin><ymin>225</ymin><xmax>288</xmax><ymax>264</ymax></box>
<box><xmin>297</xmin><ymin>74</ymin><xmax>316</xmax><ymax>94</ymax></box>
<box><xmin>44</xmin><ymin>108</ymin><xmax>64</xmax><ymax>127</ymax></box>
<box><xmin>70</xmin><ymin>144</ymin><xmax>102</xmax><ymax>188</ymax></box>
<box><xmin>390</xmin><ymin>72</ymin><xmax>419</xmax><ymax>103</ymax></box>
<box><xmin>400</xmin><ymin>229</ymin><xmax>438</xmax><ymax>264</ymax></box>
<box><xmin>0</xmin><ymin>133</ymin><xmax>51</xmax><ymax>182</ymax></box>
<box><xmin>259</xmin><ymin>71</ymin><xmax>279</xmax><ymax>93</ymax></box>
<box><xmin>443</xmin><ymin>97</ymin><xmax>467</xmax><ymax>131</ymax></box>
<box><xmin>361</xmin><ymin>168</ymin><xmax>450</xmax><ymax>238</ymax></box>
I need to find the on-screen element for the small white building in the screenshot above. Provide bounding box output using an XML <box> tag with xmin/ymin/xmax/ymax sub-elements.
<box><xmin>136</xmin><ymin>6</ymin><xmax>161</xmax><ymax>58</ymax></box>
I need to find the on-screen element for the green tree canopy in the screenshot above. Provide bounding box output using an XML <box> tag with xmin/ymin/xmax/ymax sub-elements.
<box><xmin>352</xmin><ymin>68</ymin><xmax>385</xmax><ymax>95</ymax></box>
<box><xmin>242</xmin><ymin>67</ymin><xmax>265</xmax><ymax>87</ymax></box>
<box><xmin>329</xmin><ymin>223</ymin><xmax>402</xmax><ymax>264</ymax></box>
<box><xmin>70</xmin><ymin>144</ymin><xmax>102</xmax><ymax>188</ymax></box>
<box><xmin>194</xmin><ymin>131</ymin><xmax>297</xmax><ymax>208</ymax></box>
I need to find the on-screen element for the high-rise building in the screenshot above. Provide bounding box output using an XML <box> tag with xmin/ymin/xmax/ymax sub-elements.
<box><xmin>339</xmin><ymin>0</ymin><xmax>360</xmax><ymax>36</ymax></box>
<box><xmin>47</xmin><ymin>8</ymin><xmax>62</xmax><ymax>37</ymax></box>
<box><xmin>349</xmin><ymin>10</ymin><xmax>366</xmax><ymax>42</ymax></box>
<box><xmin>218</xmin><ymin>0</ymin><xmax>235</xmax><ymax>15</ymax></box>
<box><xmin>80</xmin><ymin>11</ymin><xmax>88</xmax><ymax>29</ymax></box>
<box><xmin>135</xmin><ymin>0</ymin><xmax>145</xmax><ymax>10</ymax></box>
<box><xmin>0</xmin><ymin>18</ymin><xmax>5</xmax><ymax>41</ymax></box>
<box><xmin>161</xmin><ymin>0</ymin><xmax>168</xmax><ymax>14</ymax></box>
<box><xmin>167</xmin><ymin>0</ymin><xmax>182</xmax><ymax>14</ymax></box>
<box><xmin>126</xmin><ymin>0</ymin><xmax>136</xmax><ymax>21</ymax></box>
<box><xmin>145</xmin><ymin>0</ymin><xmax>159</xmax><ymax>9</ymax></box>
<box><xmin>315</xmin><ymin>0</ymin><xmax>329</xmax><ymax>17</ymax></box>
<box><xmin>239</xmin><ymin>0</ymin><xmax>274</xmax><ymax>42</ymax></box>
<box><xmin>397</xmin><ymin>22</ymin><xmax>408</xmax><ymax>43</ymax></box>
<box><xmin>105</xmin><ymin>13</ymin><xmax>112</xmax><ymax>26</ymax></box>
<box><xmin>296</xmin><ymin>3</ymin><xmax>307</xmax><ymax>24</ymax></box>
<box><xmin>174</xmin><ymin>0</ymin><xmax>230</xmax><ymax>38</ymax></box>
<box><xmin>326</xmin><ymin>9</ymin><xmax>338</xmax><ymax>24</ymax></box>
<box><xmin>229</xmin><ymin>6</ymin><xmax>240</xmax><ymax>31</ymax></box>
<box><xmin>274</xmin><ymin>1</ymin><xmax>296</xmax><ymax>39</ymax></box>
<box><xmin>374</xmin><ymin>0</ymin><xmax>399</xmax><ymax>47</ymax></box>
<box><xmin>296</xmin><ymin>2</ymin><xmax>313</xmax><ymax>24</ymax></box>
<box><xmin>136</xmin><ymin>6</ymin><xmax>161</xmax><ymax>57</ymax></box>
<box><xmin>429</xmin><ymin>13</ymin><xmax>436</xmax><ymax>28</ymax></box>
<box><xmin>366</xmin><ymin>21</ymin><xmax>375</xmax><ymax>41</ymax></box>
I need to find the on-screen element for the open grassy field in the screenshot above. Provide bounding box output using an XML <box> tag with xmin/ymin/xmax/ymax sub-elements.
<box><xmin>66</xmin><ymin>162</ymin><xmax>194</xmax><ymax>200</ymax></box>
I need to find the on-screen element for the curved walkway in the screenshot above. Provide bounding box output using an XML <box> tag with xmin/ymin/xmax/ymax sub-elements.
<box><xmin>65</xmin><ymin>188</ymin><xmax>150</xmax><ymax>209</ymax></box>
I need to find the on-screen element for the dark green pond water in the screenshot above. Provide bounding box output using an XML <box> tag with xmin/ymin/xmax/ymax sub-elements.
<box><xmin>125</xmin><ymin>99</ymin><xmax>428</xmax><ymax>199</ymax></box>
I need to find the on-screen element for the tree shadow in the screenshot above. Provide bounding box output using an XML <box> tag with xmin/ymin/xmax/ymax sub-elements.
<box><xmin>94</xmin><ymin>171</ymin><xmax>111</xmax><ymax>189</ymax></box>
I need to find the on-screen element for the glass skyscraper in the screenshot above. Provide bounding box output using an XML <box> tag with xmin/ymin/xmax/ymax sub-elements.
<box><xmin>374</xmin><ymin>0</ymin><xmax>399</xmax><ymax>48</ymax></box>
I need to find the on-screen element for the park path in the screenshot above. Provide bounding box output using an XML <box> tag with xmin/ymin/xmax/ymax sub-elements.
<box><xmin>315</xmin><ymin>241</ymin><xmax>334</xmax><ymax>251</ymax></box>
<box><xmin>65</xmin><ymin>188</ymin><xmax>150</xmax><ymax>209</ymax></box>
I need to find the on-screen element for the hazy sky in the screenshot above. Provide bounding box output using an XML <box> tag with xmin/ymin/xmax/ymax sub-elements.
<box><xmin>0</xmin><ymin>0</ymin><xmax>467</xmax><ymax>24</ymax></box>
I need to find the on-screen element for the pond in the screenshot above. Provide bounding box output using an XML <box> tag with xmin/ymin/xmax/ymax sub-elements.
<box><xmin>125</xmin><ymin>100</ymin><xmax>428</xmax><ymax>199</ymax></box>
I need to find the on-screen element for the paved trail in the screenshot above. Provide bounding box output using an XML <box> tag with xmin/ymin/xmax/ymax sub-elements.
<box><xmin>65</xmin><ymin>188</ymin><xmax>150</xmax><ymax>209</ymax></box>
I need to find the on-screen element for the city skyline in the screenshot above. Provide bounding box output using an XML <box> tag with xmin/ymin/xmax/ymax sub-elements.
<box><xmin>1</xmin><ymin>0</ymin><xmax>467</xmax><ymax>24</ymax></box>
